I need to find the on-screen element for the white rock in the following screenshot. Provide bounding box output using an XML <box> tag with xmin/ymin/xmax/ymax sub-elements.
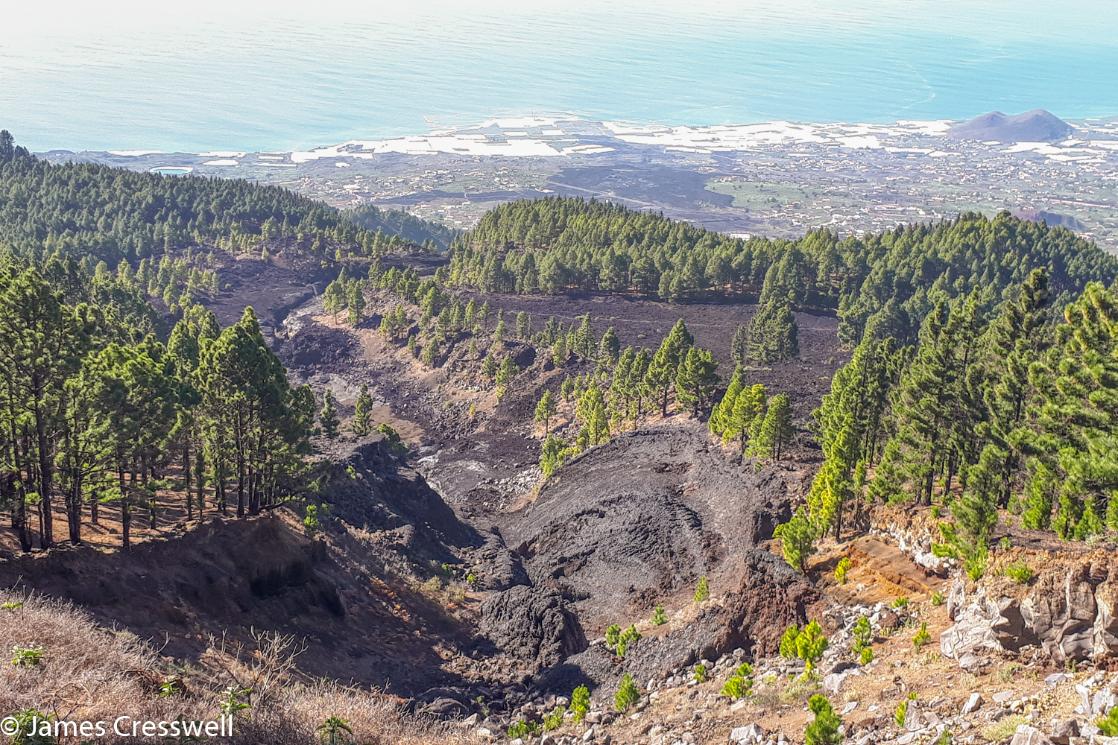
<box><xmin>961</xmin><ymin>691</ymin><xmax>982</xmax><ymax>714</ymax></box>
<box><xmin>1008</xmin><ymin>724</ymin><xmax>1054</xmax><ymax>745</ymax></box>
<box><xmin>729</xmin><ymin>723</ymin><xmax>767</xmax><ymax>743</ymax></box>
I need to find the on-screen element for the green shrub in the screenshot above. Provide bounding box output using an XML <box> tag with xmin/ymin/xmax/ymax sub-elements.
<box><xmin>0</xmin><ymin>601</ymin><xmax>24</xmax><ymax>611</ymax></box>
<box><xmin>651</xmin><ymin>605</ymin><xmax>667</xmax><ymax>626</ymax></box>
<box><xmin>541</xmin><ymin>706</ymin><xmax>564</xmax><ymax>732</ymax></box>
<box><xmin>834</xmin><ymin>557</ymin><xmax>851</xmax><ymax>585</ymax></box>
<box><xmin>930</xmin><ymin>591</ymin><xmax>945</xmax><ymax>606</ymax></box>
<box><xmin>570</xmin><ymin>685</ymin><xmax>591</xmax><ymax>724</ymax></box>
<box><xmin>506</xmin><ymin>720</ymin><xmax>539</xmax><ymax>739</ymax></box>
<box><xmin>778</xmin><ymin>621</ymin><xmax>828</xmax><ymax>675</ymax></box>
<box><xmin>614</xmin><ymin>673</ymin><xmax>640</xmax><ymax>712</ymax></box>
<box><xmin>693</xmin><ymin>663</ymin><xmax>708</xmax><ymax>683</ymax></box>
<box><xmin>721</xmin><ymin>664</ymin><xmax>754</xmax><ymax>700</ymax></box>
<box><xmin>1005</xmin><ymin>562</ymin><xmax>1035</xmax><ymax>584</ymax></box>
<box><xmin>5</xmin><ymin>709</ymin><xmax>55</xmax><ymax>745</ymax></box>
<box><xmin>316</xmin><ymin>716</ymin><xmax>353</xmax><ymax>745</ymax></box>
<box><xmin>891</xmin><ymin>596</ymin><xmax>909</xmax><ymax>609</ymax></box>
<box><xmin>912</xmin><ymin>622</ymin><xmax>931</xmax><ymax>649</ymax></box>
<box><xmin>11</xmin><ymin>644</ymin><xmax>43</xmax><ymax>667</ymax></box>
<box><xmin>220</xmin><ymin>685</ymin><xmax>252</xmax><ymax>717</ymax></box>
<box><xmin>1098</xmin><ymin>705</ymin><xmax>1118</xmax><ymax>736</ymax></box>
<box><xmin>851</xmin><ymin>615</ymin><xmax>873</xmax><ymax>664</ymax></box>
<box><xmin>612</xmin><ymin>625</ymin><xmax>641</xmax><ymax>658</ymax></box>
<box><xmin>804</xmin><ymin>695</ymin><xmax>843</xmax><ymax>745</ymax></box>
<box><xmin>605</xmin><ymin>624</ymin><xmax>621</xmax><ymax>650</ymax></box>
<box><xmin>694</xmin><ymin>576</ymin><xmax>710</xmax><ymax>602</ymax></box>
<box><xmin>895</xmin><ymin>693</ymin><xmax>916</xmax><ymax>726</ymax></box>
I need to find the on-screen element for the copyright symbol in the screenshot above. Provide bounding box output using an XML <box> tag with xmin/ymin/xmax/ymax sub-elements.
<box><xmin>0</xmin><ymin>716</ymin><xmax>21</xmax><ymax>737</ymax></box>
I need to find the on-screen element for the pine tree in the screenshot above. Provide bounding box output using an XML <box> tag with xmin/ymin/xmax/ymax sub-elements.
<box><xmin>352</xmin><ymin>384</ymin><xmax>373</xmax><ymax>436</ymax></box>
<box><xmin>752</xmin><ymin>393</ymin><xmax>794</xmax><ymax>461</ymax></box>
<box><xmin>748</xmin><ymin>298</ymin><xmax>798</xmax><ymax>363</ymax></box>
<box><xmin>1019</xmin><ymin>283</ymin><xmax>1116</xmax><ymax>535</ymax></box>
<box><xmin>644</xmin><ymin>320</ymin><xmax>693</xmax><ymax>415</ymax></box>
<box><xmin>728</xmin><ymin>384</ymin><xmax>767</xmax><ymax>456</ymax></box>
<box><xmin>598</xmin><ymin>327</ymin><xmax>621</xmax><ymax>369</ymax></box>
<box><xmin>573</xmin><ymin>314</ymin><xmax>595</xmax><ymax>358</ymax></box>
<box><xmin>710</xmin><ymin>366</ymin><xmax>744</xmax><ymax>438</ymax></box>
<box><xmin>320</xmin><ymin>390</ymin><xmax>340</xmax><ymax>439</ymax></box>
<box><xmin>535</xmin><ymin>390</ymin><xmax>557</xmax><ymax>434</ymax></box>
<box><xmin>774</xmin><ymin>507</ymin><xmax>816</xmax><ymax>573</ymax></box>
<box><xmin>539</xmin><ymin>434</ymin><xmax>565</xmax><ymax>478</ymax></box>
<box><xmin>515</xmin><ymin>310</ymin><xmax>531</xmax><ymax>340</ymax></box>
<box><xmin>495</xmin><ymin>356</ymin><xmax>518</xmax><ymax>401</ymax></box>
<box><xmin>979</xmin><ymin>269</ymin><xmax>1051</xmax><ymax>506</ymax></box>
<box><xmin>576</xmin><ymin>385</ymin><xmax>610</xmax><ymax>446</ymax></box>
<box><xmin>674</xmin><ymin>347</ymin><xmax>719</xmax><ymax>417</ymax></box>
<box><xmin>804</xmin><ymin>695</ymin><xmax>843</xmax><ymax>745</ymax></box>
<box><xmin>346</xmin><ymin>281</ymin><xmax>366</xmax><ymax>325</ymax></box>
<box><xmin>731</xmin><ymin>324</ymin><xmax>750</xmax><ymax>367</ymax></box>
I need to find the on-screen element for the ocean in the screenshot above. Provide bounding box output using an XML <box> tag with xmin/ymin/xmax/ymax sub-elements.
<box><xmin>2</xmin><ymin>0</ymin><xmax>1118</xmax><ymax>153</ymax></box>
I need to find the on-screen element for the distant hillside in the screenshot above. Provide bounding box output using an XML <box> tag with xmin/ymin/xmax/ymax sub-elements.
<box><xmin>450</xmin><ymin>196</ymin><xmax>1118</xmax><ymax>345</ymax></box>
<box><xmin>0</xmin><ymin>129</ymin><xmax>447</xmax><ymax>267</ymax></box>
<box><xmin>343</xmin><ymin>203</ymin><xmax>457</xmax><ymax>250</ymax></box>
<box><xmin>948</xmin><ymin>109</ymin><xmax>1073</xmax><ymax>142</ymax></box>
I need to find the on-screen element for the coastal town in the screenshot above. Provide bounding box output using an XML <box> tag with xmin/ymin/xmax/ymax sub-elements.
<box><xmin>46</xmin><ymin>112</ymin><xmax>1118</xmax><ymax>250</ymax></box>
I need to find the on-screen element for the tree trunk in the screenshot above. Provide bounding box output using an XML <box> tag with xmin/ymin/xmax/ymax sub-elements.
<box><xmin>143</xmin><ymin>454</ymin><xmax>156</xmax><ymax>529</ymax></box>
<box><xmin>183</xmin><ymin>442</ymin><xmax>193</xmax><ymax>521</ymax></box>
<box><xmin>67</xmin><ymin>476</ymin><xmax>82</xmax><ymax>544</ymax></box>
<box><xmin>35</xmin><ymin>409</ymin><xmax>54</xmax><ymax>549</ymax></box>
<box><xmin>121</xmin><ymin>468</ymin><xmax>132</xmax><ymax>552</ymax></box>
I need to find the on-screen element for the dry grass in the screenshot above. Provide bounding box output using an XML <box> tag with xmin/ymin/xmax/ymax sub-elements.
<box><xmin>0</xmin><ymin>591</ymin><xmax>475</xmax><ymax>744</ymax></box>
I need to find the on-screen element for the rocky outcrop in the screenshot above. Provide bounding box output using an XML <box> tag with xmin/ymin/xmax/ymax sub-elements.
<box><xmin>942</xmin><ymin>559</ymin><xmax>1118</xmax><ymax>667</ymax></box>
<box><xmin>539</xmin><ymin>550</ymin><xmax>817</xmax><ymax>692</ymax></box>
<box><xmin>479</xmin><ymin>585</ymin><xmax>587</xmax><ymax>667</ymax></box>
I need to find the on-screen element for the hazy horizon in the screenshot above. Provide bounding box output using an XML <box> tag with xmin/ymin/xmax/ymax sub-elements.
<box><xmin>4</xmin><ymin>0</ymin><xmax>1118</xmax><ymax>151</ymax></box>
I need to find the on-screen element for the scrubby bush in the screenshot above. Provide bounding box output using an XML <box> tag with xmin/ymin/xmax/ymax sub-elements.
<box><xmin>541</xmin><ymin>706</ymin><xmax>564</xmax><ymax>732</ymax></box>
<box><xmin>1098</xmin><ymin>705</ymin><xmax>1118</xmax><ymax>736</ymax></box>
<box><xmin>779</xmin><ymin>621</ymin><xmax>828</xmax><ymax>675</ymax></box>
<box><xmin>614</xmin><ymin>673</ymin><xmax>640</xmax><ymax>712</ymax></box>
<box><xmin>851</xmin><ymin>615</ymin><xmax>873</xmax><ymax>664</ymax></box>
<box><xmin>912</xmin><ymin>622</ymin><xmax>931</xmax><ymax>649</ymax></box>
<box><xmin>805</xmin><ymin>694</ymin><xmax>843</xmax><ymax>745</ymax></box>
<box><xmin>720</xmin><ymin>663</ymin><xmax>754</xmax><ymax>701</ymax></box>
<box><xmin>616</xmin><ymin>626</ymin><xmax>641</xmax><ymax>657</ymax></box>
<box><xmin>834</xmin><ymin>557</ymin><xmax>851</xmax><ymax>585</ymax></box>
<box><xmin>605</xmin><ymin>624</ymin><xmax>641</xmax><ymax>658</ymax></box>
<box><xmin>570</xmin><ymin>685</ymin><xmax>591</xmax><ymax>723</ymax></box>
<box><xmin>316</xmin><ymin>716</ymin><xmax>353</xmax><ymax>745</ymax></box>
<box><xmin>6</xmin><ymin>708</ymin><xmax>55</xmax><ymax>745</ymax></box>
<box><xmin>693</xmin><ymin>663</ymin><xmax>708</xmax><ymax>683</ymax></box>
<box><xmin>11</xmin><ymin>644</ymin><xmax>43</xmax><ymax>667</ymax></box>
<box><xmin>693</xmin><ymin>576</ymin><xmax>710</xmax><ymax>602</ymax></box>
<box><xmin>895</xmin><ymin>693</ymin><xmax>916</xmax><ymax>726</ymax></box>
<box><xmin>506</xmin><ymin>719</ymin><xmax>539</xmax><ymax>738</ymax></box>
<box><xmin>930</xmin><ymin>591</ymin><xmax>945</xmax><ymax>606</ymax></box>
<box><xmin>651</xmin><ymin>605</ymin><xmax>667</xmax><ymax>626</ymax></box>
<box><xmin>1005</xmin><ymin>563</ymin><xmax>1035</xmax><ymax>584</ymax></box>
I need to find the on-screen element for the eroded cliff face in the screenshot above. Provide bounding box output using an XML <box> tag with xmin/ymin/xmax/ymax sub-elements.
<box><xmin>942</xmin><ymin>556</ymin><xmax>1118</xmax><ymax>669</ymax></box>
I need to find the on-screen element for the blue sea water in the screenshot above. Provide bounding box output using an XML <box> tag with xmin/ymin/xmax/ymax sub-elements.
<box><xmin>2</xmin><ymin>0</ymin><xmax>1117</xmax><ymax>152</ymax></box>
